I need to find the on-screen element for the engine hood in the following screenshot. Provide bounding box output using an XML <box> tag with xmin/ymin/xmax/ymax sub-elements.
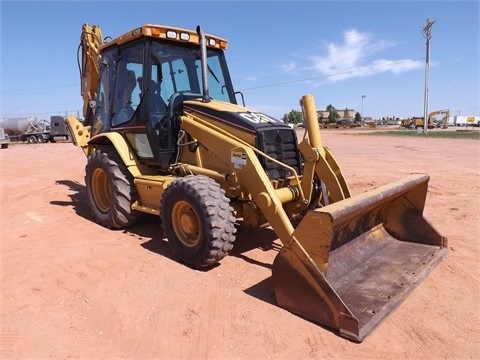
<box><xmin>182</xmin><ymin>99</ymin><xmax>302</xmax><ymax>180</ymax></box>
<box><xmin>183</xmin><ymin>100</ymin><xmax>290</xmax><ymax>133</ymax></box>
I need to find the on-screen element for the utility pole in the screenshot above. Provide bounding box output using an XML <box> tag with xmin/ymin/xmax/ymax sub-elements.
<box><xmin>422</xmin><ymin>18</ymin><xmax>435</xmax><ymax>134</ymax></box>
<box><xmin>361</xmin><ymin>95</ymin><xmax>366</xmax><ymax>119</ymax></box>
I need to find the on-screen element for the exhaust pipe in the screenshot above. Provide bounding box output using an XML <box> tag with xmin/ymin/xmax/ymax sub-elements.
<box><xmin>196</xmin><ymin>26</ymin><xmax>210</xmax><ymax>103</ymax></box>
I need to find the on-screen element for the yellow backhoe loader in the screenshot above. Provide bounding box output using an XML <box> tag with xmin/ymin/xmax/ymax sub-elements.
<box><xmin>66</xmin><ymin>23</ymin><xmax>447</xmax><ymax>342</ymax></box>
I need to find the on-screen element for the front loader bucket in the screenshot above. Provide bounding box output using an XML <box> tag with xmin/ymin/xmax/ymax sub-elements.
<box><xmin>272</xmin><ymin>173</ymin><xmax>447</xmax><ymax>342</ymax></box>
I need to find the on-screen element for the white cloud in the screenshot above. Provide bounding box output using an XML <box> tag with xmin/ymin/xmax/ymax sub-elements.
<box><xmin>308</xmin><ymin>29</ymin><xmax>423</xmax><ymax>83</ymax></box>
<box><xmin>278</xmin><ymin>61</ymin><xmax>297</xmax><ymax>74</ymax></box>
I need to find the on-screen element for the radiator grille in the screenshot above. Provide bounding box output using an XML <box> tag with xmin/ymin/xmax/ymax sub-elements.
<box><xmin>256</xmin><ymin>128</ymin><xmax>302</xmax><ymax>180</ymax></box>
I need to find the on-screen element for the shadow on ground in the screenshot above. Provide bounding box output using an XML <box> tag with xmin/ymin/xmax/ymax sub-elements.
<box><xmin>50</xmin><ymin>179</ymin><xmax>281</xmax><ymax>270</ymax></box>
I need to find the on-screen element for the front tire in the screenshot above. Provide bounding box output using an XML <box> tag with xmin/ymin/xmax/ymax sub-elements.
<box><xmin>85</xmin><ymin>147</ymin><xmax>143</xmax><ymax>229</ymax></box>
<box><xmin>161</xmin><ymin>175</ymin><xmax>236</xmax><ymax>268</ymax></box>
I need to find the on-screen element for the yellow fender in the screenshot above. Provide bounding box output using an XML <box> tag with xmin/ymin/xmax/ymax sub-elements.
<box><xmin>65</xmin><ymin>115</ymin><xmax>141</xmax><ymax>177</ymax></box>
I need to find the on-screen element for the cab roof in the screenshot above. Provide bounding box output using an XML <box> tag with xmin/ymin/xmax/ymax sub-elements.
<box><xmin>99</xmin><ymin>24</ymin><xmax>228</xmax><ymax>50</ymax></box>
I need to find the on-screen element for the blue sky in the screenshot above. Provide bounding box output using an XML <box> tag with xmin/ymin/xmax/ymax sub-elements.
<box><xmin>1</xmin><ymin>0</ymin><xmax>478</xmax><ymax>121</ymax></box>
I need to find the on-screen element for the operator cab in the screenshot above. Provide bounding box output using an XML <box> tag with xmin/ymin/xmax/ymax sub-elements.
<box><xmin>91</xmin><ymin>28</ymin><xmax>236</xmax><ymax>167</ymax></box>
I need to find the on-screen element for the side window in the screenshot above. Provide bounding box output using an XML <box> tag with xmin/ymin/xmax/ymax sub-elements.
<box><xmin>92</xmin><ymin>52</ymin><xmax>115</xmax><ymax>135</ymax></box>
<box><xmin>112</xmin><ymin>45</ymin><xmax>143</xmax><ymax>127</ymax></box>
<box><xmin>160</xmin><ymin>58</ymin><xmax>190</xmax><ymax>103</ymax></box>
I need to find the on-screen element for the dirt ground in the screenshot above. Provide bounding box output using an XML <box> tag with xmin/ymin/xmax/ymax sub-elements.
<box><xmin>1</xmin><ymin>129</ymin><xmax>479</xmax><ymax>359</ymax></box>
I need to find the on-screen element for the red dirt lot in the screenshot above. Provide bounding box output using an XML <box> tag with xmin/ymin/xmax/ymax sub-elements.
<box><xmin>1</xmin><ymin>130</ymin><xmax>479</xmax><ymax>359</ymax></box>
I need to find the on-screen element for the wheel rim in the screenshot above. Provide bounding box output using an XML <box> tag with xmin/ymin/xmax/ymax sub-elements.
<box><xmin>91</xmin><ymin>168</ymin><xmax>112</xmax><ymax>213</ymax></box>
<box><xmin>171</xmin><ymin>201</ymin><xmax>200</xmax><ymax>247</ymax></box>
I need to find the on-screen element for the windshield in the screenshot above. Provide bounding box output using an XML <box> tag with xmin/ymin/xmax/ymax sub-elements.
<box><xmin>151</xmin><ymin>41</ymin><xmax>236</xmax><ymax>104</ymax></box>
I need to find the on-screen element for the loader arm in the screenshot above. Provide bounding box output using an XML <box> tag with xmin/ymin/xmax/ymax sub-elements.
<box><xmin>179</xmin><ymin>96</ymin><xmax>347</xmax><ymax>243</ymax></box>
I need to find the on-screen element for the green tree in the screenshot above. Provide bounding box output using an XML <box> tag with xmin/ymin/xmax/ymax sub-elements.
<box><xmin>287</xmin><ymin>109</ymin><xmax>303</xmax><ymax>125</ymax></box>
<box><xmin>326</xmin><ymin>104</ymin><xmax>340</xmax><ymax>123</ymax></box>
<box><xmin>355</xmin><ymin>112</ymin><xmax>362</xmax><ymax>122</ymax></box>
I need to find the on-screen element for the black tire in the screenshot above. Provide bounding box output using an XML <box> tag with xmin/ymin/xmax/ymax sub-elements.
<box><xmin>161</xmin><ymin>175</ymin><xmax>236</xmax><ymax>268</ymax></box>
<box><xmin>27</xmin><ymin>135</ymin><xmax>37</xmax><ymax>144</ymax></box>
<box><xmin>85</xmin><ymin>147</ymin><xmax>143</xmax><ymax>229</ymax></box>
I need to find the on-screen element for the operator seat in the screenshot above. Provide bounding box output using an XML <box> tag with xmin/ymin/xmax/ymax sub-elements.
<box><xmin>137</xmin><ymin>77</ymin><xmax>167</xmax><ymax>113</ymax></box>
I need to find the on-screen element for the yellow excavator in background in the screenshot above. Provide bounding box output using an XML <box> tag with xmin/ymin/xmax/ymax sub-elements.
<box><xmin>402</xmin><ymin>109</ymin><xmax>450</xmax><ymax>129</ymax></box>
<box><xmin>66</xmin><ymin>23</ymin><xmax>447</xmax><ymax>342</ymax></box>
<box><xmin>428</xmin><ymin>109</ymin><xmax>450</xmax><ymax>129</ymax></box>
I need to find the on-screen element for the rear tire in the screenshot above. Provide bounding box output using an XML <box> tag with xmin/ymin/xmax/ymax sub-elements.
<box><xmin>161</xmin><ymin>175</ymin><xmax>236</xmax><ymax>268</ymax></box>
<box><xmin>85</xmin><ymin>147</ymin><xmax>143</xmax><ymax>229</ymax></box>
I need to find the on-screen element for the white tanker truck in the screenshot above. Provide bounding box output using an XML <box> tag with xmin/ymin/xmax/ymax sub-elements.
<box><xmin>0</xmin><ymin>127</ymin><xmax>10</xmax><ymax>149</ymax></box>
<box><xmin>0</xmin><ymin>116</ymin><xmax>70</xmax><ymax>144</ymax></box>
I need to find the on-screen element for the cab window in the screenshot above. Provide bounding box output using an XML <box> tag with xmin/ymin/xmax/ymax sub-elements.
<box><xmin>112</xmin><ymin>44</ymin><xmax>143</xmax><ymax>127</ymax></box>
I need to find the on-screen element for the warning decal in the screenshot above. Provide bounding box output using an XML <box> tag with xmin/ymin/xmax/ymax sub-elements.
<box><xmin>231</xmin><ymin>151</ymin><xmax>247</xmax><ymax>168</ymax></box>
